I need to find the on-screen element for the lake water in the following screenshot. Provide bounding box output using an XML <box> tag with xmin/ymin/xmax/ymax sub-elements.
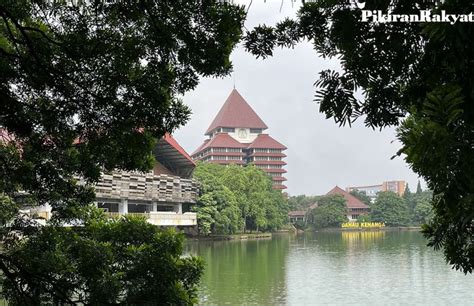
<box><xmin>186</xmin><ymin>231</ymin><xmax>474</xmax><ymax>305</ymax></box>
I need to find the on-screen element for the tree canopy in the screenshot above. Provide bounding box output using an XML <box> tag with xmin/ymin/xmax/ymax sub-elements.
<box><xmin>288</xmin><ymin>194</ymin><xmax>320</xmax><ymax>211</ymax></box>
<box><xmin>1</xmin><ymin>0</ymin><xmax>246</xmax><ymax>303</ymax></box>
<box><xmin>349</xmin><ymin>189</ymin><xmax>371</xmax><ymax>206</ymax></box>
<box><xmin>371</xmin><ymin>191</ymin><xmax>410</xmax><ymax>226</ymax></box>
<box><xmin>244</xmin><ymin>0</ymin><xmax>474</xmax><ymax>273</ymax></box>
<box><xmin>310</xmin><ymin>194</ymin><xmax>347</xmax><ymax>228</ymax></box>
<box><xmin>192</xmin><ymin>162</ymin><xmax>288</xmax><ymax>234</ymax></box>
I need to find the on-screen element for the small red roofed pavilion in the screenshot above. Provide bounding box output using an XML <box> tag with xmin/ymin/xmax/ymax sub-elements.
<box><xmin>327</xmin><ymin>186</ymin><xmax>370</xmax><ymax>221</ymax></box>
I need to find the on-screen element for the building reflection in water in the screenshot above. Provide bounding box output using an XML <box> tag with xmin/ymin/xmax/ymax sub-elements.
<box><xmin>341</xmin><ymin>230</ymin><xmax>386</xmax><ymax>245</ymax></box>
<box><xmin>185</xmin><ymin>235</ymin><xmax>289</xmax><ymax>305</ymax></box>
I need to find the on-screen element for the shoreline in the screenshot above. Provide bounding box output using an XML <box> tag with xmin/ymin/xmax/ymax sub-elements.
<box><xmin>187</xmin><ymin>232</ymin><xmax>272</xmax><ymax>241</ymax></box>
<box><xmin>315</xmin><ymin>226</ymin><xmax>422</xmax><ymax>232</ymax></box>
<box><xmin>185</xmin><ymin>226</ymin><xmax>423</xmax><ymax>241</ymax></box>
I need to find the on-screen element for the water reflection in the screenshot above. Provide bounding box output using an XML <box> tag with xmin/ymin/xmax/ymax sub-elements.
<box><xmin>187</xmin><ymin>231</ymin><xmax>474</xmax><ymax>305</ymax></box>
<box><xmin>341</xmin><ymin>230</ymin><xmax>385</xmax><ymax>243</ymax></box>
<box><xmin>186</xmin><ymin>236</ymin><xmax>289</xmax><ymax>305</ymax></box>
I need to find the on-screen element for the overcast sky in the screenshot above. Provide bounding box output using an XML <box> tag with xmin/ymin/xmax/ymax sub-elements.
<box><xmin>174</xmin><ymin>0</ymin><xmax>422</xmax><ymax>196</ymax></box>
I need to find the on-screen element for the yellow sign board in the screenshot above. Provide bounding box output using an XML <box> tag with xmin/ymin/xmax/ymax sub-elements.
<box><xmin>341</xmin><ymin>222</ymin><xmax>385</xmax><ymax>228</ymax></box>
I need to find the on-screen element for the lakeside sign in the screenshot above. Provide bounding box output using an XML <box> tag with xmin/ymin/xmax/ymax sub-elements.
<box><xmin>341</xmin><ymin>222</ymin><xmax>385</xmax><ymax>228</ymax></box>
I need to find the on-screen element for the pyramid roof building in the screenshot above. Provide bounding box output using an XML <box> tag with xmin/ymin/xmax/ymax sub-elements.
<box><xmin>193</xmin><ymin>89</ymin><xmax>287</xmax><ymax>190</ymax></box>
<box><xmin>205</xmin><ymin>89</ymin><xmax>268</xmax><ymax>135</ymax></box>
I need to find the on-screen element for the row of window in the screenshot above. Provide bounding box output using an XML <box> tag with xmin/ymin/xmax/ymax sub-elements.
<box><xmin>214</xmin><ymin>128</ymin><xmax>263</xmax><ymax>134</ymax></box>
<box><xmin>254</xmin><ymin>164</ymin><xmax>283</xmax><ymax>169</ymax></box>
<box><xmin>350</xmin><ymin>208</ymin><xmax>368</xmax><ymax>212</ymax></box>
<box><xmin>268</xmin><ymin>173</ymin><xmax>282</xmax><ymax>177</ymax></box>
<box><xmin>251</xmin><ymin>148</ymin><xmax>282</xmax><ymax>153</ymax></box>
<box><xmin>252</xmin><ymin>156</ymin><xmax>282</xmax><ymax>161</ymax></box>
<box><xmin>208</xmin><ymin>148</ymin><xmax>243</xmax><ymax>153</ymax></box>
<box><xmin>212</xmin><ymin>156</ymin><xmax>242</xmax><ymax>161</ymax></box>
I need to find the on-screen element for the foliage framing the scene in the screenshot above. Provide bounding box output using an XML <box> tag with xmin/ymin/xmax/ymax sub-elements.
<box><xmin>0</xmin><ymin>0</ymin><xmax>246</xmax><ymax>303</ymax></box>
<box><xmin>244</xmin><ymin>0</ymin><xmax>474</xmax><ymax>273</ymax></box>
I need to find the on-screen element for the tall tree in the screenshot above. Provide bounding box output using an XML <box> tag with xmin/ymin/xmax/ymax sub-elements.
<box><xmin>403</xmin><ymin>184</ymin><xmax>411</xmax><ymax>199</ymax></box>
<box><xmin>0</xmin><ymin>0</ymin><xmax>246</xmax><ymax>303</ymax></box>
<box><xmin>371</xmin><ymin>192</ymin><xmax>410</xmax><ymax>226</ymax></box>
<box><xmin>412</xmin><ymin>191</ymin><xmax>435</xmax><ymax>225</ymax></box>
<box><xmin>310</xmin><ymin>194</ymin><xmax>347</xmax><ymax>228</ymax></box>
<box><xmin>192</xmin><ymin>163</ymin><xmax>288</xmax><ymax>234</ymax></box>
<box><xmin>416</xmin><ymin>181</ymin><xmax>423</xmax><ymax>194</ymax></box>
<box><xmin>244</xmin><ymin>0</ymin><xmax>474</xmax><ymax>273</ymax></box>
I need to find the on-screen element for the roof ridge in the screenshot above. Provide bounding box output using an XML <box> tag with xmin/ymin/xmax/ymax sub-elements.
<box><xmin>205</xmin><ymin>89</ymin><xmax>268</xmax><ymax>135</ymax></box>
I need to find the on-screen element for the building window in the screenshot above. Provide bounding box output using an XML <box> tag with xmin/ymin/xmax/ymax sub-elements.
<box><xmin>228</xmin><ymin>148</ymin><xmax>241</xmax><ymax>152</ymax></box>
<box><xmin>250</xmin><ymin>128</ymin><xmax>262</xmax><ymax>133</ymax></box>
<box><xmin>222</xmin><ymin>127</ymin><xmax>235</xmax><ymax>133</ymax></box>
<box><xmin>269</xmin><ymin>149</ymin><xmax>281</xmax><ymax>153</ymax></box>
<box><xmin>255</xmin><ymin>148</ymin><xmax>268</xmax><ymax>153</ymax></box>
<box><xmin>269</xmin><ymin>157</ymin><xmax>281</xmax><ymax>161</ymax></box>
<box><xmin>213</xmin><ymin>147</ymin><xmax>226</xmax><ymax>152</ymax></box>
<box><xmin>214</xmin><ymin>155</ymin><xmax>226</xmax><ymax>160</ymax></box>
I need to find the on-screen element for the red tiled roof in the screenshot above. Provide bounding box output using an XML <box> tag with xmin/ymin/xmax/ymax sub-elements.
<box><xmin>272</xmin><ymin>176</ymin><xmax>287</xmax><ymax>181</ymax></box>
<box><xmin>194</xmin><ymin>133</ymin><xmax>247</xmax><ymax>154</ymax></box>
<box><xmin>192</xmin><ymin>139</ymin><xmax>210</xmax><ymax>156</ymax></box>
<box><xmin>326</xmin><ymin>186</ymin><xmax>370</xmax><ymax>209</ymax></box>
<box><xmin>205</xmin><ymin>89</ymin><xmax>268</xmax><ymax>135</ymax></box>
<box><xmin>162</xmin><ymin>133</ymin><xmax>195</xmax><ymax>166</ymax></box>
<box><xmin>247</xmin><ymin>134</ymin><xmax>286</xmax><ymax>150</ymax></box>
<box><xmin>273</xmin><ymin>184</ymin><xmax>287</xmax><ymax>190</ymax></box>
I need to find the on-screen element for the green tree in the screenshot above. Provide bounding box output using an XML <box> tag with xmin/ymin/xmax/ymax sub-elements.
<box><xmin>244</xmin><ymin>1</ymin><xmax>474</xmax><ymax>273</ymax></box>
<box><xmin>413</xmin><ymin>197</ymin><xmax>434</xmax><ymax>225</ymax></box>
<box><xmin>403</xmin><ymin>184</ymin><xmax>411</xmax><ymax>200</ymax></box>
<box><xmin>411</xmin><ymin>190</ymin><xmax>434</xmax><ymax>225</ymax></box>
<box><xmin>1</xmin><ymin>211</ymin><xmax>204</xmax><ymax>305</ymax></box>
<box><xmin>403</xmin><ymin>184</ymin><xmax>417</xmax><ymax>218</ymax></box>
<box><xmin>371</xmin><ymin>192</ymin><xmax>409</xmax><ymax>226</ymax></box>
<box><xmin>192</xmin><ymin>163</ymin><xmax>242</xmax><ymax>235</ymax></box>
<box><xmin>310</xmin><ymin>194</ymin><xmax>347</xmax><ymax>228</ymax></box>
<box><xmin>288</xmin><ymin>194</ymin><xmax>319</xmax><ymax>211</ymax></box>
<box><xmin>416</xmin><ymin>181</ymin><xmax>423</xmax><ymax>194</ymax></box>
<box><xmin>192</xmin><ymin>163</ymin><xmax>288</xmax><ymax>234</ymax></box>
<box><xmin>349</xmin><ymin>189</ymin><xmax>371</xmax><ymax>206</ymax></box>
<box><xmin>357</xmin><ymin>214</ymin><xmax>372</xmax><ymax>223</ymax></box>
<box><xmin>0</xmin><ymin>0</ymin><xmax>246</xmax><ymax>302</ymax></box>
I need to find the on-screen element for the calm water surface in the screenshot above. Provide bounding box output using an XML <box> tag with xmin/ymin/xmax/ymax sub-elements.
<box><xmin>185</xmin><ymin>231</ymin><xmax>474</xmax><ymax>305</ymax></box>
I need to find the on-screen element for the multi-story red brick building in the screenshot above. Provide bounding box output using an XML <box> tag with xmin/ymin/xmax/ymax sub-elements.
<box><xmin>192</xmin><ymin>89</ymin><xmax>287</xmax><ymax>190</ymax></box>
